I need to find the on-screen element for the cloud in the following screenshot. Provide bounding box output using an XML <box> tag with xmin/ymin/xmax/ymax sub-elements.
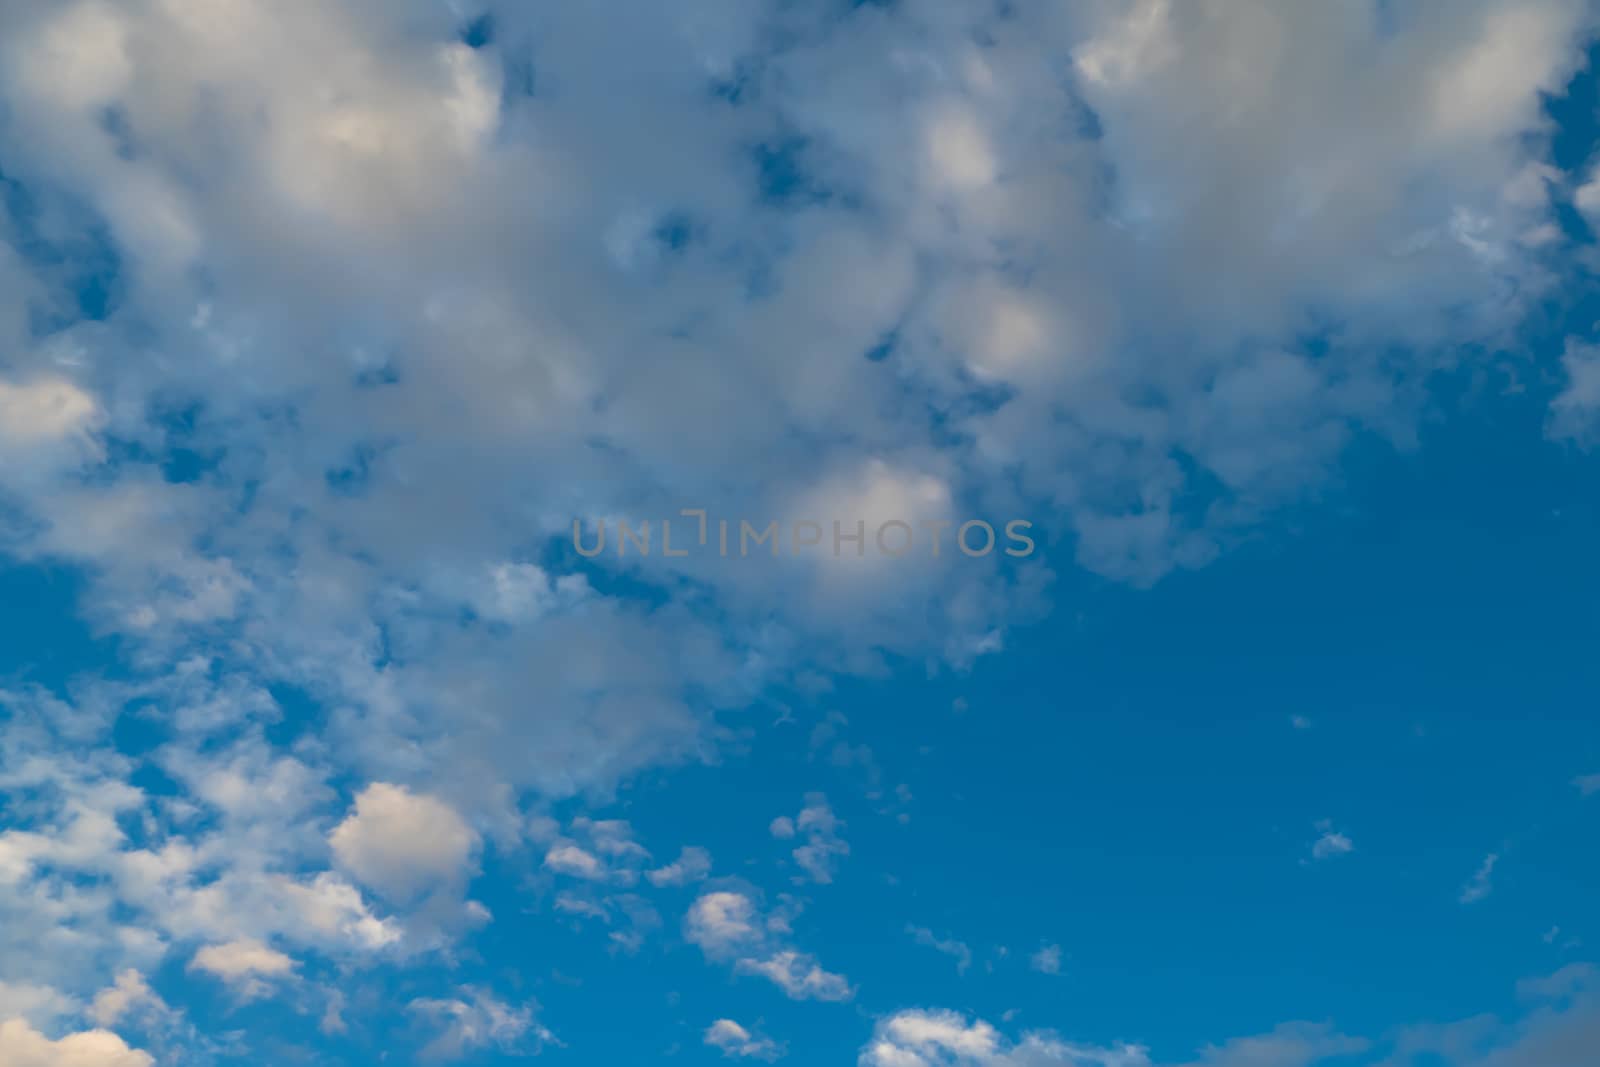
<box><xmin>1573</xmin><ymin>773</ymin><xmax>1600</xmax><ymax>796</ymax></box>
<box><xmin>1179</xmin><ymin>1022</ymin><xmax>1368</xmax><ymax>1067</ymax></box>
<box><xmin>859</xmin><ymin>1009</ymin><xmax>1151</xmax><ymax>1067</ymax></box>
<box><xmin>329</xmin><ymin>783</ymin><xmax>479</xmax><ymax>903</ymax></box>
<box><xmin>735</xmin><ymin>951</ymin><xmax>853</xmax><ymax>1003</ymax></box>
<box><xmin>909</xmin><ymin>926</ymin><xmax>973</xmax><ymax>975</ymax></box>
<box><xmin>0</xmin><ymin>984</ymin><xmax>75</xmax><ymax>1032</ymax></box>
<box><xmin>1309</xmin><ymin>822</ymin><xmax>1354</xmax><ymax>861</ymax></box>
<box><xmin>705</xmin><ymin>1018</ymin><xmax>784</xmax><ymax>1060</ymax></box>
<box><xmin>0</xmin><ymin>0</ymin><xmax>1596</xmax><ymax>1055</ymax></box>
<box><xmin>88</xmin><ymin>970</ymin><xmax>166</xmax><ymax>1028</ymax></box>
<box><xmin>1548</xmin><ymin>342</ymin><xmax>1600</xmax><ymax>445</ymax></box>
<box><xmin>647</xmin><ymin>846</ymin><xmax>713</xmax><ymax>888</ymax></box>
<box><xmin>1030</xmin><ymin>944</ymin><xmax>1063</xmax><ymax>976</ymax></box>
<box><xmin>781</xmin><ymin>794</ymin><xmax>849</xmax><ymax>885</ymax></box>
<box><xmin>187</xmin><ymin>939</ymin><xmax>295</xmax><ymax>999</ymax></box>
<box><xmin>860</xmin><ymin>1012</ymin><xmax>1367</xmax><ymax>1067</ymax></box>
<box><xmin>408</xmin><ymin>987</ymin><xmax>555</xmax><ymax>1063</ymax></box>
<box><xmin>543</xmin><ymin>844</ymin><xmax>607</xmax><ymax>882</ymax></box>
<box><xmin>0</xmin><ymin>1018</ymin><xmax>153</xmax><ymax>1067</ymax></box>
<box><xmin>686</xmin><ymin>889</ymin><xmax>851</xmax><ymax>1001</ymax></box>
<box><xmin>1460</xmin><ymin>853</ymin><xmax>1500</xmax><ymax>905</ymax></box>
<box><xmin>685</xmin><ymin>891</ymin><xmax>764</xmax><ymax>956</ymax></box>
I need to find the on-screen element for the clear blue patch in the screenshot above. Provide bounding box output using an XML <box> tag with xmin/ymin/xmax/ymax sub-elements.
<box><xmin>0</xmin><ymin>168</ymin><xmax>126</xmax><ymax>324</ymax></box>
<box><xmin>0</xmin><ymin>563</ymin><xmax>118</xmax><ymax>689</ymax></box>
<box><xmin>99</xmin><ymin>105</ymin><xmax>139</xmax><ymax>161</ymax></box>
<box><xmin>653</xmin><ymin>211</ymin><xmax>696</xmax><ymax>253</ymax></box>
<box><xmin>460</xmin><ymin>13</ymin><xmax>495</xmax><ymax>50</ymax></box>
<box><xmin>752</xmin><ymin>137</ymin><xmax>830</xmax><ymax>206</ymax></box>
<box><xmin>325</xmin><ymin>443</ymin><xmax>387</xmax><ymax>497</ymax></box>
<box><xmin>864</xmin><ymin>330</ymin><xmax>896</xmax><ymax>362</ymax></box>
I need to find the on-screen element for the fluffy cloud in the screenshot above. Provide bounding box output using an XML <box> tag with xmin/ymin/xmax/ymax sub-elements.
<box><xmin>1309</xmin><ymin>821</ymin><xmax>1354</xmax><ymax>862</ymax></box>
<box><xmin>860</xmin><ymin>1012</ymin><xmax>1362</xmax><ymax>1067</ymax></box>
<box><xmin>1460</xmin><ymin>853</ymin><xmax>1500</xmax><ymax>905</ymax></box>
<box><xmin>686</xmin><ymin>891</ymin><xmax>765</xmax><ymax>956</ymax></box>
<box><xmin>87</xmin><ymin>971</ymin><xmax>165</xmax><ymax>1029</ymax></box>
<box><xmin>188</xmin><ymin>939</ymin><xmax>295</xmax><ymax>1000</ymax></box>
<box><xmin>0</xmin><ymin>1019</ymin><xmax>152</xmax><ymax>1067</ymax></box>
<box><xmin>861</xmin><ymin>1011</ymin><xmax>1005</xmax><ymax>1067</ymax></box>
<box><xmin>736</xmin><ymin>951</ymin><xmax>853</xmax><ymax>1002</ymax></box>
<box><xmin>329</xmin><ymin>783</ymin><xmax>479</xmax><ymax>902</ymax></box>
<box><xmin>408</xmin><ymin>987</ymin><xmax>555</xmax><ymax>1063</ymax></box>
<box><xmin>647</xmin><ymin>846</ymin><xmax>713</xmax><ymax>888</ymax></box>
<box><xmin>860</xmin><ymin>972</ymin><xmax>1600</xmax><ymax>1067</ymax></box>
<box><xmin>687</xmin><ymin>889</ymin><xmax>851</xmax><ymax>1002</ymax></box>
<box><xmin>779</xmin><ymin>794</ymin><xmax>849</xmax><ymax>885</ymax></box>
<box><xmin>1549</xmin><ymin>341</ymin><xmax>1600</xmax><ymax>445</ymax></box>
<box><xmin>908</xmin><ymin>926</ymin><xmax>973</xmax><ymax>975</ymax></box>
<box><xmin>705</xmin><ymin>1018</ymin><xmax>784</xmax><ymax>1061</ymax></box>
<box><xmin>0</xmin><ymin>0</ymin><xmax>1597</xmax><ymax>1056</ymax></box>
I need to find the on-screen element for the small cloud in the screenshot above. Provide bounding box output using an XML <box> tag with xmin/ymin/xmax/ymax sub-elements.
<box><xmin>908</xmin><ymin>925</ymin><xmax>973</xmax><ymax>975</ymax></box>
<box><xmin>771</xmin><ymin>794</ymin><xmax>848</xmax><ymax>884</ymax></box>
<box><xmin>735</xmin><ymin>951</ymin><xmax>852</xmax><ymax>1002</ymax></box>
<box><xmin>408</xmin><ymin>987</ymin><xmax>556</xmax><ymax>1063</ymax></box>
<box><xmin>1310</xmin><ymin>820</ymin><xmax>1354</xmax><ymax>861</ymax></box>
<box><xmin>1544</xmin><ymin>926</ymin><xmax>1561</xmax><ymax>944</ymax></box>
<box><xmin>1573</xmin><ymin>773</ymin><xmax>1600</xmax><ymax>796</ymax></box>
<box><xmin>188</xmin><ymin>939</ymin><xmax>296</xmax><ymax>1000</ymax></box>
<box><xmin>704</xmin><ymin>1018</ymin><xmax>783</xmax><ymax>1061</ymax></box>
<box><xmin>1030</xmin><ymin>943</ymin><xmax>1062</xmax><ymax>975</ymax></box>
<box><xmin>89</xmin><ymin>970</ymin><xmax>168</xmax><ymax>1028</ymax></box>
<box><xmin>1290</xmin><ymin>715</ymin><xmax>1312</xmax><ymax>730</ymax></box>
<box><xmin>646</xmin><ymin>846</ymin><xmax>713</xmax><ymax>888</ymax></box>
<box><xmin>543</xmin><ymin>843</ymin><xmax>607</xmax><ymax>881</ymax></box>
<box><xmin>685</xmin><ymin>891</ymin><xmax>763</xmax><ymax>955</ymax></box>
<box><xmin>1460</xmin><ymin>853</ymin><xmax>1499</xmax><ymax>904</ymax></box>
<box><xmin>329</xmin><ymin>783</ymin><xmax>479</xmax><ymax>903</ymax></box>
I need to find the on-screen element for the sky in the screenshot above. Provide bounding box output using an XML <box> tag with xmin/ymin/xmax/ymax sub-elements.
<box><xmin>0</xmin><ymin>1</ymin><xmax>1599</xmax><ymax>1065</ymax></box>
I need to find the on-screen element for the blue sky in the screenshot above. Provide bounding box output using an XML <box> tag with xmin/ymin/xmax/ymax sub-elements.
<box><xmin>1</xmin><ymin>2</ymin><xmax>1600</xmax><ymax>1066</ymax></box>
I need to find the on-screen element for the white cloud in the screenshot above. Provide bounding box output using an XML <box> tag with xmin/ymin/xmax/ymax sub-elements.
<box><xmin>0</xmin><ymin>1018</ymin><xmax>152</xmax><ymax>1067</ymax></box>
<box><xmin>0</xmin><ymin>984</ymin><xmax>75</xmax><ymax>1030</ymax></box>
<box><xmin>686</xmin><ymin>891</ymin><xmax>763</xmax><ymax>955</ymax></box>
<box><xmin>1182</xmin><ymin>1022</ymin><xmax>1369</xmax><ymax>1067</ymax></box>
<box><xmin>686</xmin><ymin>889</ymin><xmax>851</xmax><ymax>1001</ymax></box>
<box><xmin>1030</xmin><ymin>944</ymin><xmax>1063</xmax><ymax>976</ymax></box>
<box><xmin>329</xmin><ymin>783</ymin><xmax>479</xmax><ymax>902</ymax></box>
<box><xmin>646</xmin><ymin>846</ymin><xmax>713</xmax><ymax>888</ymax></box>
<box><xmin>705</xmin><ymin>1018</ymin><xmax>784</xmax><ymax>1061</ymax></box>
<box><xmin>781</xmin><ymin>794</ymin><xmax>849</xmax><ymax>885</ymax></box>
<box><xmin>88</xmin><ymin>971</ymin><xmax>165</xmax><ymax>1029</ymax></box>
<box><xmin>861</xmin><ymin>1011</ymin><xmax>1003</xmax><ymax>1067</ymax></box>
<box><xmin>1548</xmin><ymin>342</ymin><xmax>1600</xmax><ymax>445</ymax></box>
<box><xmin>1575</xmin><ymin>774</ymin><xmax>1600</xmax><ymax>796</ymax></box>
<box><xmin>736</xmin><ymin>951</ymin><xmax>853</xmax><ymax>1003</ymax></box>
<box><xmin>909</xmin><ymin>926</ymin><xmax>972</xmax><ymax>975</ymax></box>
<box><xmin>187</xmin><ymin>938</ymin><xmax>295</xmax><ymax>998</ymax></box>
<box><xmin>408</xmin><ymin>987</ymin><xmax>555</xmax><ymax>1063</ymax></box>
<box><xmin>1460</xmin><ymin>853</ymin><xmax>1500</xmax><ymax>904</ymax></box>
<box><xmin>1309</xmin><ymin>822</ymin><xmax>1354</xmax><ymax>861</ymax></box>
<box><xmin>543</xmin><ymin>844</ymin><xmax>607</xmax><ymax>882</ymax></box>
<box><xmin>0</xmin><ymin>0</ymin><xmax>1595</xmax><ymax>1054</ymax></box>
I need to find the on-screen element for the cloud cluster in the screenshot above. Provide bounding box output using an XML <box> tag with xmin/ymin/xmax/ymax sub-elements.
<box><xmin>687</xmin><ymin>888</ymin><xmax>853</xmax><ymax>1002</ymax></box>
<box><xmin>0</xmin><ymin>0</ymin><xmax>1596</xmax><ymax>1058</ymax></box>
